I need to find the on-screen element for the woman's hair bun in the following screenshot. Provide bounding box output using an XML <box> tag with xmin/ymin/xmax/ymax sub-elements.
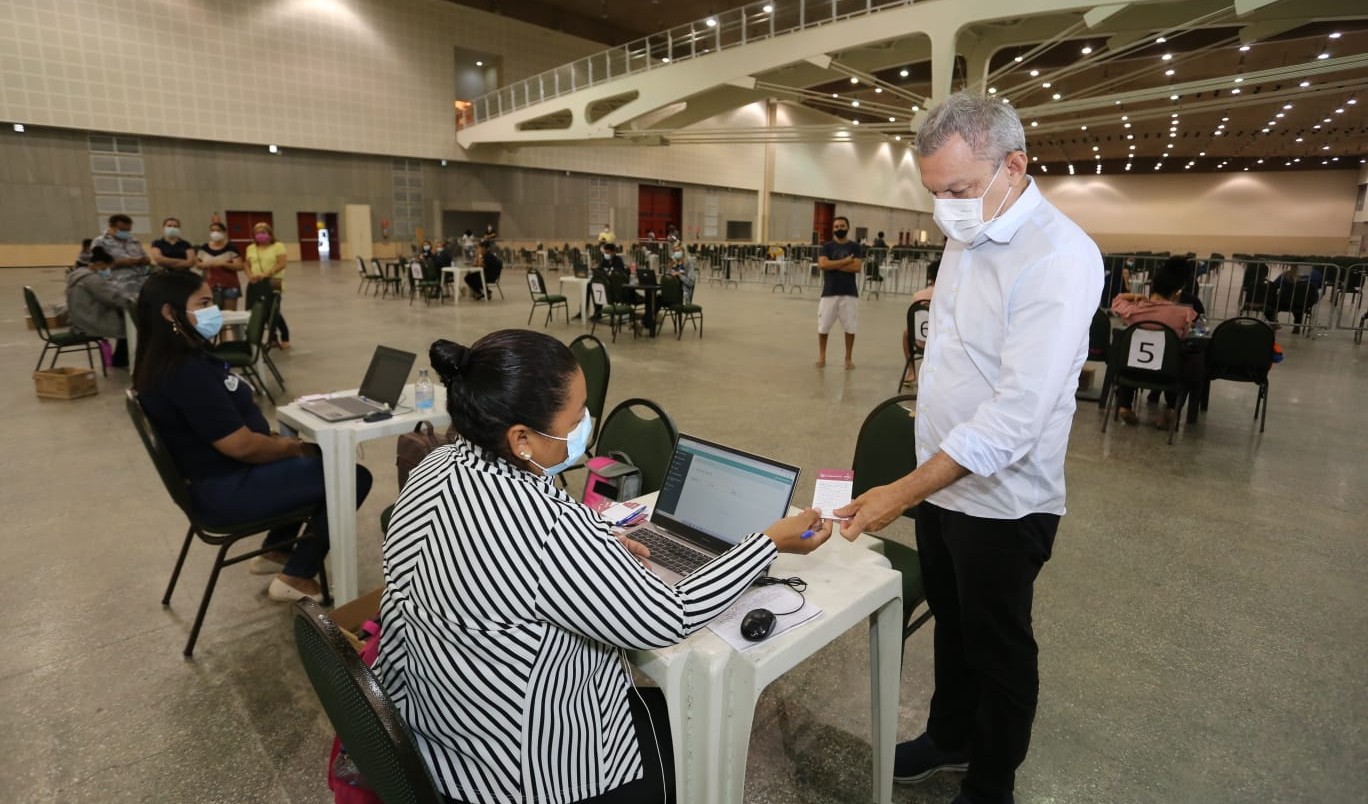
<box><xmin>430</xmin><ymin>339</ymin><xmax>473</xmax><ymax>383</ymax></box>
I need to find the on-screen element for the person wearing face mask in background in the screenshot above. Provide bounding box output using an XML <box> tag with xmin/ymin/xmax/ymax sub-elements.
<box><xmin>666</xmin><ymin>247</ymin><xmax>696</xmax><ymax>304</ymax></box>
<box><xmin>198</xmin><ymin>222</ymin><xmax>245</xmax><ymax>311</ymax></box>
<box><xmin>816</xmin><ymin>215</ymin><xmax>863</xmax><ymax>369</ymax></box>
<box><xmin>833</xmin><ymin>93</ymin><xmax>1102</xmax><ymax>804</ymax></box>
<box><xmin>245</xmin><ymin>222</ymin><xmax>290</xmax><ymax>348</ymax></box>
<box><xmin>132</xmin><ymin>271</ymin><xmax>371</xmax><ymax>602</ymax></box>
<box><xmin>66</xmin><ymin>245</ymin><xmax>138</xmax><ymax>368</ymax></box>
<box><xmin>91</xmin><ymin>213</ymin><xmax>152</xmax><ymax>297</ymax></box>
<box><xmin>374</xmin><ymin>331</ymin><xmax>830</xmax><ymax>804</ymax></box>
<box><xmin>151</xmin><ymin>217</ymin><xmax>196</xmax><ymax>271</ymax></box>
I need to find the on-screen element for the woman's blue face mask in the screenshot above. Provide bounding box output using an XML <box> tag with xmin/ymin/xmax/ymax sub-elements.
<box><xmin>529</xmin><ymin>409</ymin><xmax>592</xmax><ymax>476</ymax></box>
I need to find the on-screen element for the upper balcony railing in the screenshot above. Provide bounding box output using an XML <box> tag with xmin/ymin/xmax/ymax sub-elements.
<box><xmin>456</xmin><ymin>0</ymin><xmax>922</xmax><ymax>130</ymax></box>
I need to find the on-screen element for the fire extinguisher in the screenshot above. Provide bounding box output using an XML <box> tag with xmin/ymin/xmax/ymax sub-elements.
<box><xmin>380</xmin><ymin>217</ymin><xmax>390</xmax><ymax>241</ymax></box>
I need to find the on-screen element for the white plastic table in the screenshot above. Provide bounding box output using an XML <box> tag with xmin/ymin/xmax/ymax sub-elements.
<box><xmin>628</xmin><ymin>493</ymin><xmax>902</xmax><ymax>804</ymax></box>
<box><xmin>440</xmin><ymin>266</ymin><xmax>485</xmax><ymax>304</ymax></box>
<box><xmin>559</xmin><ymin>276</ymin><xmax>591</xmax><ymax>325</ymax></box>
<box><xmin>276</xmin><ymin>384</ymin><xmax>451</xmax><ymax>603</ymax></box>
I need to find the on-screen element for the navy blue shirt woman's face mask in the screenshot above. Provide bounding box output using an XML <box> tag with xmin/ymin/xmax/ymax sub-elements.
<box><xmin>164</xmin><ymin>282</ymin><xmax>216</xmax><ymax>334</ymax></box>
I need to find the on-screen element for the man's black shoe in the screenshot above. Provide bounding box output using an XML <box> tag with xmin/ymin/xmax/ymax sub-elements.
<box><xmin>893</xmin><ymin>733</ymin><xmax>969</xmax><ymax>784</ymax></box>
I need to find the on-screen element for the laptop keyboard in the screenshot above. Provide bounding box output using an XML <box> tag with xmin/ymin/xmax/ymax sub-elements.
<box><xmin>632</xmin><ymin>527</ymin><xmax>714</xmax><ymax>577</ymax></box>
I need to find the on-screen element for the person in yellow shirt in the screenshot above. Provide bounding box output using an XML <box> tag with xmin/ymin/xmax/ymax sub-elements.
<box><xmin>246</xmin><ymin>222</ymin><xmax>290</xmax><ymax>348</ymax></box>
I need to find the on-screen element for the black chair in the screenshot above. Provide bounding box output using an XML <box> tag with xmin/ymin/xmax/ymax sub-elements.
<box><xmin>594</xmin><ymin>399</ymin><xmax>678</xmax><ymax>494</ymax></box>
<box><xmin>259</xmin><ymin>291</ymin><xmax>286</xmax><ymax>390</ymax></box>
<box><xmin>210</xmin><ymin>296</ymin><xmax>277</xmax><ymax>404</ymax></box>
<box><xmin>590</xmin><ymin>276</ymin><xmax>636</xmax><ymax>343</ymax></box>
<box><xmin>525</xmin><ymin>269</ymin><xmax>569</xmax><ymax>326</ymax></box>
<box><xmin>25</xmin><ymin>286</ymin><xmax>104</xmax><ymax>376</ymax></box>
<box><xmin>1102</xmin><ymin>322</ymin><xmax>1188</xmax><ymax>445</ymax></box>
<box><xmin>850</xmin><ymin>395</ymin><xmax>931</xmax><ymax>641</ymax></box>
<box><xmin>1206</xmin><ymin>317</ymin><xmax>1274</xmax><ymax>433</ymax></box>
<box><xmin>656</xmin><ymin>275</ymin><xmax>703</xmax><ymax>340</ymax></box>
<box><xmin>373</xmin><ymin>258</ymin><xmax>403</xmax><ymax>298</ymax></box>
<box><xmin>861</xmin><ymin>257</ymin><xmax>884</xmax><ymax>300</ymax></box>
<box><xmin>898</xmin><ymin>300</ymin><xmax>930</xmax><ymax>393</ymax></box>
<box><xmin>569</xmin><ymin>334</ymin><xmax>610</xmax><ymax>445</ymax></box>
<box><xmin>126</xmin><ymin>390</ymin><xmax>328</xmax><ymax>656</ymax></box>
<box><xmin>408</xmin><ymin>259</ymin><xmax>444</xmax><ymax>306</ymax></box>
<box><xmin>292</xmin><ymin>599</ymin><xmax>442</xmax><ymax>804</ymax></box>
<box><xmin>356</xmin><ymin>256</ymin><xmax>383</xmax><ymax>294</ymax></box>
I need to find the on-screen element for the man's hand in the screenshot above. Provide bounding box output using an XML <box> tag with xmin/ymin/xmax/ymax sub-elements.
<box><xmin>834</xmin><ymin>481</ymin><xmax>914</xmax><ymax>540</ymax></box>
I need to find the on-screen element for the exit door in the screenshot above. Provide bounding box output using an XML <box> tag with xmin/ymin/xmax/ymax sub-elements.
<box><xmin>297</xmin><ymin>212</ymin><xmax>320</xmax><ymax>261</ymax></box>
<box><xmin>226</xmin><ymin>210</ymin><xmax>274</xmax><ymax>255</ymax></box>
<box><xmin>638</xmin><ymin>185</ymin><xmax>682</xmax><ymax>240</ymax></box>
<box><xmin>812</xmin><ymin>202</ymin><xmax>835</xmax><ymax>244</ymax></box>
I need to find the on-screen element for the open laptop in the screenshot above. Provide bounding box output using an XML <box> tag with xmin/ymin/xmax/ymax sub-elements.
<box><xmin>299</xmin><ymin>345</ymin><xmax>417</xmax><ymax>422</ymax></box>
<box><xmin>624</xmin><ymin>434</ymin><xmax>799</xmax><ymax>584</ymax></box>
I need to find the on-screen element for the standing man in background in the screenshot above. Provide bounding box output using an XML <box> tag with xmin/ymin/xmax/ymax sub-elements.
<box><xmin>836</xmin><ymin>92</ymin><xmax>1102</xmax><ymax>804</ymax></box>
<box><xmin>91</xmin><ymin>213</ymin><xmax>151</xmax><ymax>297</ymax></box>
<box><xmin>816</xmin><ymin>216</ymin><xmax>862</xmax><ymax>369</ymax></box>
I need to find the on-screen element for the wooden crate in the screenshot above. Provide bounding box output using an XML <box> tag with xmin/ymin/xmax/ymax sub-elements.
<box><xmin>33</xmin><ymin>367</ymin><xmax>99</xmax><ymax>400</ymax></box>
<box><xmin>26</xmin><ymin>311</ymin><xmax>69</xmax><ymax>330</ymax></box>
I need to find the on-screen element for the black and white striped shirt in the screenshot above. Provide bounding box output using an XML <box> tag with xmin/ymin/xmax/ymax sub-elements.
<box><xmin>374</xmin><ymin>439</ymin><xmax>777</xmax><ymax>804</ymax></box>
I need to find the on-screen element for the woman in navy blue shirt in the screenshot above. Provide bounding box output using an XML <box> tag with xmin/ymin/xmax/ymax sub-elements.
<box><xmin>133</xmin><ymin>271</ymin><xmax>371</xmax><ymax>601</ymax></box>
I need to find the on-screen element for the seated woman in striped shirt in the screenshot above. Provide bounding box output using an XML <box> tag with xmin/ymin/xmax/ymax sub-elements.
<box><xmin>374</xmin><ymin>331</ymin><xmax>830</xmax><ymax>804</ymax></box>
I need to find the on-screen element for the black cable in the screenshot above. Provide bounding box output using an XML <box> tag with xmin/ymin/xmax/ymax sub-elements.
<box><xmin>753</xmin><ymin>575</ymin><xmax>807</xmax><ymax>616</ymax></box>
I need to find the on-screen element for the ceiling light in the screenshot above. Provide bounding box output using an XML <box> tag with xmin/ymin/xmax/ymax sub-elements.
<box><xmin>1313</xmin><ymin>124</ymin><xmax>1321</xmax><ymax>129</ymax></box>
<box><xmin>1170</xmin><ymin>94</ymin><xmax>1179</xmax><ymax>100</ymax></box>
<box><xmin>851</xmin><ymin>100</ymin><xmax>859</xmax><ymax>107</ymax></box>
<box><xmin>1093</xmin><ymin>145</ymin><xmax>1099</xmax><ymax>151</ymax></box>
<box><xmin>1217</xmin><ymin>124</ymin><xmax>1225</xmax><ymax>129</ymax></box>
<box><xmin>1030</xmin><ymin>69</ymin><xmax>1039</xmax><ymax>77</ymax></box>
<box><xmin>1042</xmin><ymin>81</ymin><xmax>1052</xmax><ymax>88</ymax></box>
<box><xmin>852</xmin><ymin>119</ymin><xmax>859</xmax><ymax>125</ymax></box>
<box><xmin>1221</xmin><ymin>117</ymin><xmax>1229</xmax><ymax>122</ymax></box>
<box><xmin>1294</xmin><ymin>158</ymin><xmax>1301</xmax><ymax>162</ymax></box>
<box><xmin>1165</xmin><ymin>69</ymin><xmax>1175</xmax><ymax>76</ymax></box>
<box><xmin>987</xmin><ymin>87</ymin><xmax>996</xmax><ymax>94</ymax></box>
<box><xmin>1231</xmin><ymin>88</ymin><xmax>1241</xmax><ymax>95</ymax></box>
<box><xmin>1125</xmin><ymin>163</ymin><xmax>1132</xmax><ymax>171</ymax></box>
<box><xmin>1040</xmin><ymin>165</ymin><xmax>1048</xmax><ymax>172</ymax></box>
<box><xmin>1296</xmin><ymin>137</ymin><xmax>1304</xmax><ymax>142</ymax></box>
<box><xmin>1322</xmin><ymin>145</ymin><xmax>1330</xmax><ymax>150</ymax></box>
<box><xmin>1335</xmin><ymin>107</ymin><xmax>1345</xmax><ymax>114</ymax></box>
<box><xmin>1199</xmin><ymin>151</ymin><xmax>1206</xmax><ymax>156</ymax></box>
<box><xmin>1095</xmin><ymin>154</ymin><xmax>1101</xmax><ymax>159</ymax></box>
<box><xmin>888</xmin><ymin>116</ymin><xmax>896</xmax><ymax>122</ymax></box>
<box><xmin>1214</xmin><ymin>131</ymin><xmax>1222</xmax><ymax>136</ymax></box>
<box><xmin>1329</xmin><ymin>32</ymin><xmax>1341</xmax><ymax>39</ymax></box>
<box><xmin>763</xmin><ymin>3</ymin><xmax>773</xmax><ymax>12</ymax></box>
<box><xmin>1081</xmin><ymin>46</ymin><xmax>1093</xmax><ymax>54</ymax></box>
<box><xmin>1081</xmin><ymin>125</ymin><xmax>1088</xmax><ymax>131</ymax></box>
<box><xmin>1261</xmin><ymin>128</ymin><xmax>1270</xmax><ymax>133</ymax></box>
<box><xmin>894</xmin><ymin>134</ymin><xmax>901</xmax><ymax>140</ymax></box>
<box><xmin>1323</xmin><ymin>117</ymin><xmax>1332</xmax><ymax>123</ymax></box>
<box><xmin>911</xmin><ymin>105</ymin><xmax>919</xmax><ymax>112</ymax></box>
<box><xmin>440</xmin><ymin>159</ymin><xmax>447</xmax><ymax>166</ymax></box>
<box><xmin>1166</xmin><ymin>143</ymin><xmax>1173</xmax><ymax>148</ymax></box>
<box><xmin>850</xmin><ymin>77</ymin><xmax>859</xmax><ymax>84</ymax></box>
<box><xmin>874</xmin><ymin>87</ymin><xmax>883</xmax><ymax>94</ymax></box>
<box><xmin>1317</xmin><ymin>52</ymin><xmax>1329</xmax><ymax>60</ymax></box>
<box><xmin>705</xmin><ymin>17</ymin><xmax>717</xmax><ymax>27</ymax></box>
<box><xmin>1349</xmin><ymin>99</ymin><xmax>1358</xmax><ymax>105</ymax></box>
<box><xmin>1121</xmin><ymin>115</ymin><xmax>1129</xmax><ymax>121</ymax></box>
<box><xmin>1300</xmin><ymin>81</ymin><xmax>1312</xmax><ymax>87</ymax></box>
<box><xmin>1239</xmin><ymin>44</ymin><xmax>1251</xmax><ymax>52</ymax></box>
<box><xmin>1129</xmin><ymin>144</ymin><xmax>1136</xmax><ymax>150</ymax></box>
<box><xmin>1161</xmin><ymin>53</ymin><xmax>1173</xmax><ymax>61</ymax></box>
<box><xmin>1030</xmin><ymin>121</ymin><xmax>1038</xmax><ymax>127</ymax></box>
<box><xmin>1156</xmin><ymin>36</ymin><xmax>1167</xmax><ymax>43</ymax></box>
<box><xmin>831</xmin><ymin>93</ymin><xmax>838</xmax><ymax>98</ymax></box>
<box><xmin>899</xmin><ymin>69</ymin><xmax>909</xmax><ymax>78</ymax></box>
<box><xmin>475</xmin><ymin>60</ymin><xmax>483</xmax><ymax>66</ymax></box>
<box><xmin>1032</xmin><ymin>156</ymin><xmax>1038</xmax><ymax>162</ymax></box>
<box><xmin>1256</xmin><ymin>158</ymin><xmax>1264</xmax><ymax>164</ymax></box>
<box><xmin>1185</xmin><ymin>164</ymin><xmax>1192</xmax><ymax>170</ymax></box>
<box><xmin>12</xmin><ymin>123</ymin><xmax>23</xmax><ymax>133</ymax></box>
<box><xmin>1052</xmin><ymin>93</ymin><xmax>1062</xmax><ymax>100</ymax></box>
<box><xmin>661</xmin><ymin>57</ymin><xmax>670</xmax><ymax>63</ymax></box>
<box><xmin>1124</xmin><ymin>122</ymin><xmax>1132</xmax><ymax>129</ymax></box>
<box><xmin>1172</xmin><ymin>113</ymin><xmax>1179</xmax><ymax>118</ymax></box>
<box><xmin>1127</xmin><ymin>134</ymin><xmax>1134</xmax><ymax>140</ymax></box>
<box><xmin>1276</xmin><ymin>113</ymin><xmax>1284</xmax><ymax>118</ymax></box>
<box><xmin>1014</xmin><ymin>56</ymin><xmax>1024</xmax><ymax>62</ymax></box>
<box><xmin>268</xmin><ymin>144</ymin><xmax>278</xmax><ymax>154</ymax></box>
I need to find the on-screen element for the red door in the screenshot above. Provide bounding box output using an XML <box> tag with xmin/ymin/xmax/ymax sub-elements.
<box><xmin>323</xmin><ymin>212</ymin><xmax>339</xmax><ymax>261</ymax></box>
<box><xmin>813</xmin><ymin>202</ymin><xmax>835</xmax><ymax>244</ymax></box>
<box><xmin>297</xmin><ymin>212</ymin><xmax>319</xmax><ymax>261</ymax></box>
<box><xmin>226</xmin><ymin>210</ymin><xmax>274</xmax><ymax>255</ymax></box>
<box><xmin>637</xmin><ymin>185</ymin><xmax>682</xmax><ymax>240</ymax></box>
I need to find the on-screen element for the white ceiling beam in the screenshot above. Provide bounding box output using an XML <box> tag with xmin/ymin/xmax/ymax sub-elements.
<box><xmin>1233</xmin><ymin>0</ymin><xmax>1287</xmax><ymax>16</ymax></box>
<box><xmin>1083</xmin><ymin>3</ymin><xmax>1130</xmax><ymax>28</ymax></box>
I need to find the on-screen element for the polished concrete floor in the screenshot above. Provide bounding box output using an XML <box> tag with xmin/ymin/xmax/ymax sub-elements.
<box><xmin>2</xmin><ymin>261</ymin><xmax>1365</xmax><ymax>803</ymax></box>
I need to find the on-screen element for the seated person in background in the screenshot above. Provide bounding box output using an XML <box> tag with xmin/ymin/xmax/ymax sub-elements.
<box><xmin>197</xmin><ymin>222</ymin><xmax>244</xmax><ymax>310</ymax></box>
<box><xmin>1264</xmin><ymin>264</ymin><xmax>1322</xmax><ymax>334</ymax></box>
<box><xmin>133</xmin><ymin>271</ymin><xmax>372</xmax><ymax>602</ymax></box>
<box><xmin>151</xmin><ymin>217</ymin><xmax>196</xmax><ymax>271</ymax></box>
<box><xmin>902</xmin><ymin>259</ymin><xmax>940</xmax><ymax>384</ymax></box>
<box><xmin>599</xmin><ymin>241</ymin><xmax>628</xmax><ymax>277</ymax></box>
<box><xmin>66</xmin><ymin>246</ymin><xmax>137</xmax><ymax>368</ymax></box>
<box><xmin>374</xmin><ymin>331</ymin><xmax>830</xmax><ymax>804</ymax></box>
<box><xmin>1110</xmin><ymin>257</ymin><xmax>1200</xmax><ymax>430</ymax></box>
<box><xmin>465</xmin><ymin>241</ymin><xmax>503</xmax><ymax>300</ymax></box>
<box><xmin>873</xmin><ymin>231</ymin><xmax>889</xmax><ymax>249</ymax></box>
<box><xmin>430</xmin><ymin>238</ymin><xmax>454</xmax><ymax>270</ymax></box>
<box><xmin>75</xmin><ymin>237</ymin><xmax>94</xmax><ymax>268</ymax></box>
<box><xmin>666</xmin><ymin>247</ymin><xmax>696</xmax><ymax>303</ymax></box>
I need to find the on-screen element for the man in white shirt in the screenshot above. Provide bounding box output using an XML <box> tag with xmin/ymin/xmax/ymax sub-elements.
<box><xmin>837</xmin><ymin>92</ymin><xmax>1102</xmax><ymax>804</ymax></box>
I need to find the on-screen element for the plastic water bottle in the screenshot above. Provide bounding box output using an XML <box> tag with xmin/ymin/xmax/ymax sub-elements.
<box><xmin>415</xmin><ymin>368</ymin><xmax>434</xmax><ymax>412</ymax></box>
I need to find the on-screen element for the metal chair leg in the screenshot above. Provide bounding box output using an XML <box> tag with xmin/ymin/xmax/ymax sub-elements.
<box><xmin>162</xmin><ymin>526</ymin><xmax>196</xmax><ymax>604</ymax></box>
<box><xmin>184</xmin><ymin>541</ymin><xmax>233</xmax><ymax>657</ymax></box>
<box><xmin>263</xmin><ymin>353</ymin><xmax>285</xmax><ymax>390</ymax></box>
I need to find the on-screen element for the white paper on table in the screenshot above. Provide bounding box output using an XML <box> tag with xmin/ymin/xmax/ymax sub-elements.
<box><xmin>812</xmin><ymin>469</ymin><xmax>855</xmax><ymax>519</ymax></box>
<box><xmin>706</xmin><ymin>584</ymin><xmax>822</xmax><ymax>652</ymax></box>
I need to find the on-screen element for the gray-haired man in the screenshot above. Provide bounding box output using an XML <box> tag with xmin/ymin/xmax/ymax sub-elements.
<box><xmin>836</xmin><ymin>92</ymin><xmax>1103</xmax><ymax>804</ymax></box>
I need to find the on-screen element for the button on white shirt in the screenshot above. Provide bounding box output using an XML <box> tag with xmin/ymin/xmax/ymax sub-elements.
<box><xmin>916</xmin><ymin>177</ymin><xmax>1103</xmax><ymax>519</ymax></box>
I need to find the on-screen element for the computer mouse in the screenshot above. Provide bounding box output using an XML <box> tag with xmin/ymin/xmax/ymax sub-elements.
<box><xmin>740</xmin><ymin>608</ymin><xmax>777</xmax><ymax>642</ymax></box>
<box><xmin>362</xmin><ymin>410</ymin><xmax>393</xmax><ymax>423</ymax></box>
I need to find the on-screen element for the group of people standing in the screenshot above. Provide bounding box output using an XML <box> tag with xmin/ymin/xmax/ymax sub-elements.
<box><xmin>68</xmin><ymin>214</ymin><xmax>293</xmax><ymax>367</ymax></box>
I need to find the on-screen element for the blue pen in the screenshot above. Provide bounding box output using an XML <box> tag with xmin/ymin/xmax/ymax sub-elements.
<box><xmin>801</xmin><ymin>529</ymin><xmax>815</xmax><ymax>539</ymax></box>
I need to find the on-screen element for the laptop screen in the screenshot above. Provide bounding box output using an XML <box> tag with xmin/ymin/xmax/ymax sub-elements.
<box><xmin>652</xmin><ymin>435</ymin><xmax>799</xmax><ymax>554</ymax></box>
<box><xmin>357</xmin><ymin>346</ymin><xmax>417</xmax><ymax>408</ymax></box>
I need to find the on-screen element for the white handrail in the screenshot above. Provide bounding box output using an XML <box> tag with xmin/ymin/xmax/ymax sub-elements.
<box><xmin>458</xmin><ymin>0</ymin><xmax>915</xmax><ymax>129</ymax></box>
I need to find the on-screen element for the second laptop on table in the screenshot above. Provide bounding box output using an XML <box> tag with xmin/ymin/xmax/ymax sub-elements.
<box><xmin>300</xmin><ymin>345</ymin><xmax>416</xmax><ymax>422</ymax></box>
